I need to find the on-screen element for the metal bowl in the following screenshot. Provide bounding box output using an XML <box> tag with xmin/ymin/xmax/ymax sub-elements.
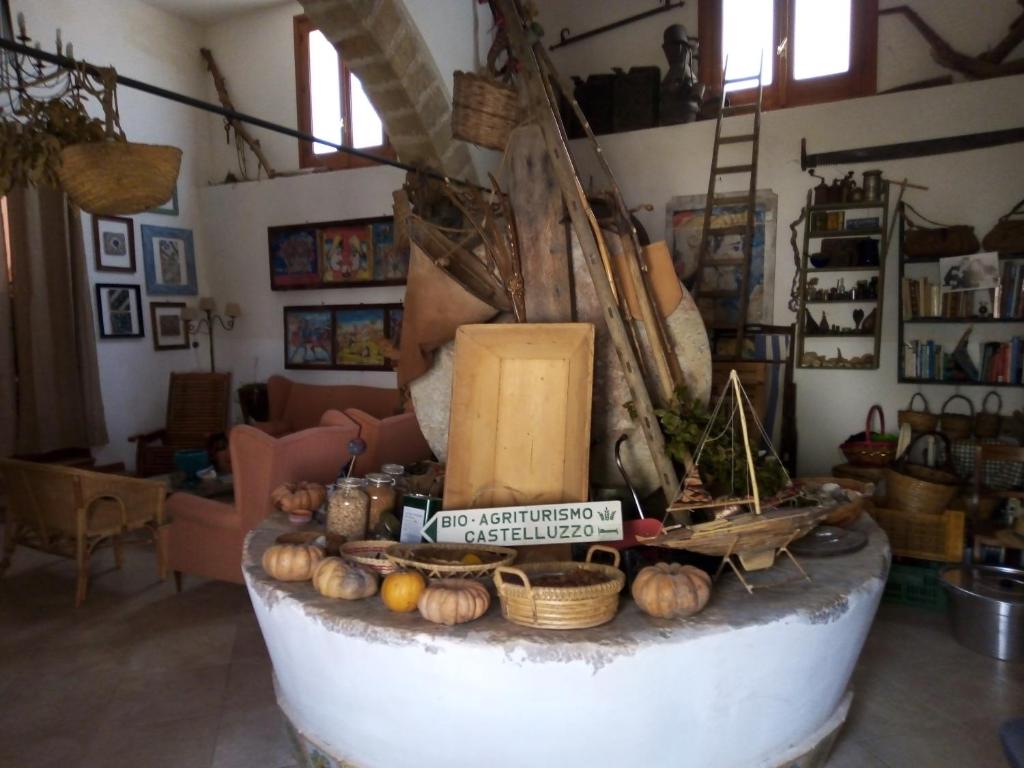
<box><xmin>940</xmin><ymin>564</ymin><xmax>1024</xmax><ymax>661</ymax></box>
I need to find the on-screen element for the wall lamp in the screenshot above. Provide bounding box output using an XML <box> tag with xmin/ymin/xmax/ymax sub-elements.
<box><xmin>181</xmin><ymin>298</ymin><xmax>241</xmax><ymax>373</ymax></box>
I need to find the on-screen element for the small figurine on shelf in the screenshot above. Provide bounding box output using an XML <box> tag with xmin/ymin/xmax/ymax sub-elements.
<box><xmin>819</xmin><ymin>311</ymin><xmax>830</xmax><ymax>333</ymax></box>
<box><xmin>853</xmin><ymin>308</ymin><xmax>865</xmax><ymax>329</ymax></box>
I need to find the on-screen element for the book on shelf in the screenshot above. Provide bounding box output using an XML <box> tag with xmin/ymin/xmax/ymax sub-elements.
<box><xmin>901</xmin><ymin>275</ymin><xmax>1008</xmax><ymax>319</ymax></box>
<box><xmin>904</xmin><ymin>336</ymin><xmax>1022</xmax><ymax>384</ymax></box>
<box><xmin>997</xmin><ymin>261</ymin><xmax>1024</xmax><ymax>319</ymax></box>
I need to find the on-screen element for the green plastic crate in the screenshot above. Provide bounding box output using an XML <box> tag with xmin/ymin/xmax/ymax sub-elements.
<box><xmin>883</xmin><ymin>559</ymin><xmax>948</xmax><ymax>611</ymax></box>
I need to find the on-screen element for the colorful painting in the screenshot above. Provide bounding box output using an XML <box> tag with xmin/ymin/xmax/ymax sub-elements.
<box><xmin>666</xmin><ymin>191</ymin><xmax>777</xmax><ymax>328</ymax></box>
<box><xmin>141</xmin><ymin>225</ymin><xmax>197</xmax><ymax>296</ymax></box>
<box><xmin>269</xmin><ymin>227</ymin><xmax>319</xmax><ymax>289</ymax></box>
<box><xmin>268</xmin><ymin>216</ymin><xmax>405</xmax><ymax>290</ymax></box>
<box><xmin>372</xmin><ymin>221</ymin><xmax>407</xmax><ymax>280</ymax></box>
<box><xmin>320</xmin><ymin>224</ymin><xmax>373</xmax><ymax>283</ymax></box>
<box><xmin>285</xmin><ymin>308</ymin><xmax>333</xmax><ymax>367</ymax></box>
<box><xmin>284</xmin><ymin>303</ymin><xmax>402</xmax><ymax>371</ymax></box>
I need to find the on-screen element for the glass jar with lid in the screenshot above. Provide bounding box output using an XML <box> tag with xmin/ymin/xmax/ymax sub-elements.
<box><xmin>326</xmin><ymin>477</ymin><xmax>369</xmax><ymax>541</ymax></box>
<box><xmin>364</xmin><ymin>472</ymin><xmax>397</xmax><ymax>532</ymax></box>
<box><xmin>381</xmin><ymin>463</ymin><xmax>407</xmax><ymax>494</ymax></box>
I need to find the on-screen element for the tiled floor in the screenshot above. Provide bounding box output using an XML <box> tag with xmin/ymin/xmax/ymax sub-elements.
<box><xmin>0</xmin><ymin>537</ymin><xmax>1021</xmax><ymax>767</ymax></box>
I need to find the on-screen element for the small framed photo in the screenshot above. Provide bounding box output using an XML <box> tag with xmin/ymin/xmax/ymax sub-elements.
<box><xmin>141</xmin><ymin>225</ymin><xmax>197</xmax><ymax>296</ymax></box>
<box><xmin>284</xmin><ymin>307</ymin><xmax>334</xmax><ymax>368</ymax></box>
<box><xmin>150</xmin><ymin>301</ymin><xmax>190</xmax><ymax>350</ymax></box>
<box><xmin>92</xmin><ymin>215</ymin><xmax>136</xmax><ymax>272</ymax></box>
<box><xmin>95</xmin><ymin>283</ymin><xmax>144</xmax><ymax>339</ymax></box>
<box><xmin>149</xmin><ymin>186</ymin><xmax>179</xmax><ymax>216</ymax></box>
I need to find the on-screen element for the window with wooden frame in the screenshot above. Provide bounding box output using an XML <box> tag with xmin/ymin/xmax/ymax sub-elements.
<box><xmin>698</xmin><ymin>0</ymin><xmax>877</xmax><ymax>111</ymax></box>
<box><xmin>294</xmin><ymin>15</ymin><xmax>395</xmax><ymax>170</ymax></box>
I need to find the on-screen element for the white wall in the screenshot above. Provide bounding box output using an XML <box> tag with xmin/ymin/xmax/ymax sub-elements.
<box><xmin>18</xmin><ymin>0</ymin><xmax>213</xmax><ymax>469</ymax></box>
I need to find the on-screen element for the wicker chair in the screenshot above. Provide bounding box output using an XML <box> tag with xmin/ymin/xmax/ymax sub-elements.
<box><xmin>0</xmin><ymin>458</ymin><xmax>167</xmax><ymax>606</ymax></box>
<box><xmin>129</xmin><ymin>372</ymin><xmax>231</xmax><ymax>476</ymax></box>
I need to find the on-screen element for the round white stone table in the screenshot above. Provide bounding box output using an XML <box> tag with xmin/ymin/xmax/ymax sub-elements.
<box><xmin>244</xmin><ymin>515</ymin><xmax>889</xmax><ymax>768</ymax></box>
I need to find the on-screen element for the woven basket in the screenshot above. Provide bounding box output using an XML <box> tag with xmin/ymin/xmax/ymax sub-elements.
<box><xmin>341</xmin><ymin>540</ymin><xmax>400</xmax><ymax>575</ymax></box>
<box><xmin>898</xmin><ymin>392</ymin><xmax>938</xmax><ymax>433</ymax></box>
<box><xmin>386</xmin><ymin>542</ymin><xmax>516</xmax><ymax>580</ymax></box>
<box><xmin>493</xmin><ymin>545</ymin><xmax>624</xmax><ymax>630</ymax></box>
<box><xmin>58</xmin><ymin>141</ymin><xmax>182</xmax><ymax>216</ymax></box>
<box><xmin>885</xmin><ymin>432</ymin><xmax>960</xmax><ymax>515</ymax></box>
<box><xmin>452</xmin><ymin>71</ymin><xmax>518</xmax><ymax>151</ymax></box>
<box><xmin>939</xmin><ymin>393</ymin><xmax>975</xmax><ymax>440</ymax></box>
<box><xmin>871</xmin><ymin>505</ymin><xmax>964</xmax><ymax>562</ymax></box>
<box><xmin>841</xmin><ymin>405</ymin><xmax>898</xmax><ymax>467</ymax></box>
<box><xmin>975</xmin><ymin>391</ymin><xmax>1003</xmax><ymax>439</ymax></box>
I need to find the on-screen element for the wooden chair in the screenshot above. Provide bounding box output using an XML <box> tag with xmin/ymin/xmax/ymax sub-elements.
<box><xmin>130</xmin><ymin>372</ymin><xmax>231</xmax><ymax>477</ymax></box>
<box><xmin>0</xmin><ymin>458</ymin><xmax>167</xmax><ymax>606</ymax></box>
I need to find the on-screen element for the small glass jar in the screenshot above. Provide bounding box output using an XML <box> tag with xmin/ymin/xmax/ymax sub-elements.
<box><xmin>381</xmin><ymin>463</ymin><xmax>407</xmax><ymax>494</ymax></box>
<box><xmin>364</xmin><ymin>473</ymin><xmax>397</xmax><ymax>532</ymax></box>
<box><xmin>326</xmin><ymin>477</ymin><xmax>369</xmax><ymax>541</ymax></box>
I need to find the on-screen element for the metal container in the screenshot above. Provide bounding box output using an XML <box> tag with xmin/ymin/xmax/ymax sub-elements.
<box><xmin>940</xmin><ymin>564</ymin><xmax>1024</xmax><ymax>660</ymax></box>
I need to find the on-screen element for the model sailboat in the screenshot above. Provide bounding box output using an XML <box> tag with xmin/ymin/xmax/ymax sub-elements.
<box><xmin>638</xmin><ymin>370</ymin><xmax>833</xmax><ymax>593</ymax></box>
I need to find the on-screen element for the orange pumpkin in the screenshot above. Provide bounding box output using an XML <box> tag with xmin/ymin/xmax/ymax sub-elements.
<box><xmin>261</xmin><ymin>543</ymin><xmax>325</xmax><ymax>581</ymax></box>
<box><xmin>312</xmin><ymin>557</ymin><xmax>378</xmax><ymax>600</ymax></box>
<box><xmin>417</xmin><ymin>579</ymin><xmax>490</xmax><ymax>625</ymax></box>
<box><xmin>631</xmin><ymin>563</ymin><xmax>712</xmax><ymax>619</ymax></box>
<box><xmin>270</xmin><ymin>482</ymin><xmax>327</xmax><ymax>514</ymax></box>
<box><xmin>381</xmin><ymin>571</ymin><xmax>426</xmax><ymax>612</ymax></box>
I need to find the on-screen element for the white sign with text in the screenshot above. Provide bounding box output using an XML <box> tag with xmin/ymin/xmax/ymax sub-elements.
<box><xmin>420</xmin><ymin>501</ymin><xmax>623</xmax><ymax>546</ymax></box>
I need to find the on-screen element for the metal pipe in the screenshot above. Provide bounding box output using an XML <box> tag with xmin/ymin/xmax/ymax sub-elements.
<box><xmin>0</xmin><ymin>37</ymin><xmax>472</xmax><ymax>187</ymax></box>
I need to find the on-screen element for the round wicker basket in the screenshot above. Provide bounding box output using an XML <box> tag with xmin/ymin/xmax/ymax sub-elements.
<box><xmin>386</xmin><ymin>542</ymin><xmax>516</xmax><ymax>580</ymax></box>
<box><xmin>897</xmin><ymin>392</ymin><xmax>938</xmax><ymax>433</ymax></box>
<box><xmin>451</xmin><ymin>70</ymin><xmax>518</xmax><ymax>151</ymax></box>
<box><xmin>939</xmin><ymin>394</ymin><xmax>975</xmax><ymax>440</ymax></box>
<box><xmin>493</xmin><ymin>545</ymin><xmax>624</xmax><ymax>630</ymax></box>
<box><xmin>341</xmin><ymin>540</ymin><xmax>401</xmax><ymax>575</ymax></box>
<box><xmin>58</xmin><ymin>141</ymin><xmax>182</xmax><ymax>216</ymax></box>
<box><xmin>840</xmin><ymin>405</ymin><xmax>897</xmax><ymax>467</ymax></box>
<box><xmin>885</xmin><ymin>432</ymin><xmax>960</xmax><ymax>515</ymax></box>
<box><xmin>975</xmin><ymin>391</ymin><xmax>1002</xmax><ymax>439</ymax></box>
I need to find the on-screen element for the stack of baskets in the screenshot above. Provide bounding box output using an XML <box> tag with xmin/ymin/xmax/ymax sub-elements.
<box><xmin>840</xmin><ymin>405</ymin><xmax>898</xmax><ymax>467</ymax></box>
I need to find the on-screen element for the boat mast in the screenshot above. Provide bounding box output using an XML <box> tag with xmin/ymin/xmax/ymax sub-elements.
<box><xmin>730</xmin><ymin>369</ymin><xmax>761</xmax><ymax>515</ymax></box>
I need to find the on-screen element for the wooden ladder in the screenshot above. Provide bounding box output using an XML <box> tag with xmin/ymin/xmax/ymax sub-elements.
<box><xmin>693</xmin><ymin>60</ymin><xmax>764</xmax><ymax>355</ymax></box>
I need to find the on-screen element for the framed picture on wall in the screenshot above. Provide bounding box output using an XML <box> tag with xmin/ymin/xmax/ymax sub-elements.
<box><xmin>92</xmin><ymin>215</ymin><xmax>136</xmax><ymax>273</ymax></box>
<box><xmin>269</xmin><ymin>226</ymin><xmax>320</xmax><ymax>290</ymax></box>
<box><xmin>141</xmin><ymin>225</ymin><xmax>197</xmax><ymax>295</ymax></box>
<box><xmin>284</xmin><ymin>303</ymin><xmax>403</xmax><ymax>371</ymax></box>
<box><xmin>95</xmin><ymin>283</ymin><xmax>144</xmax><ymax>339</ymax></box>
<box><xmin>149</xmin><ymin>186</ymin><xmax>179</xmax><ymax>216</ymax></box>
<box><xmin>268</xmin><ymin>216</ymin><xmax>406</xmax><ymax>290</ymax></box>
<box><xmin>150</xmin><ymin>301</ymin><xmax>190</xmax><ymax>350</ymax></box>
<box><xmin>284</xmin><ymin>307</ymin><xmax>334</xmax><ymax>368</ymax></box>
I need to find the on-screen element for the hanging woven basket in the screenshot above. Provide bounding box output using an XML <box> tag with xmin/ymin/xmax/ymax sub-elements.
<box><xmin>451</xmin><ymin>70</ymin><xmax>519</xmax><ymax>151</ymax></box>
<box><xmin>58</xmin><ymin>140</ymin><xmax>182</xmax><ymax>216</ymax></box>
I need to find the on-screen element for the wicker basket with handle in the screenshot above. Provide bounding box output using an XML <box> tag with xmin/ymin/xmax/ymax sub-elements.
<box><xmin>386</xmin><ymin>542</ymin><xmax>516</xmax><ymax>580</ymax></box>
<box><xmin>451</xmin><ymin>71</ymin><xmax>519</xmax><ymax>151</ymax></box>
<box><xmin>840</xmin><ymin>405</ymin><xmax>897</xmax><ymax>467</ymax></box>
<box><xmin>898</xmin><ymin>392</ymin><xmax>938</xmax><ymax>433</ymax></box>
<box><xmin>974</xmin><ymin>391</ymin><xmax>1002</xmax><ymax>439</ymax></box>
<box><xmin>341</xmin><ymin>540</ymin><xmax>401</xmax><ymax>575</ymax></box>
<box><xmin>492</xmin><ymin>545</ymin><xmax>624</xmax><ymax>630</ymax></box>
<box><xmin>939</xmin><ymin>394</ymin><xmax>975</xmax><ymax>440</ymax></box>
<box><xmin>885</xmin><ymin>432</ymin><xmax>960</xmax><ymax>515</ymax></box>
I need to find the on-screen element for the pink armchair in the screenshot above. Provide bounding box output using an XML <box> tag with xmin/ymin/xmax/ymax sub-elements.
<box><xmin>166</xmin><ymin>421</ymin><xmax>358</xmax><ymax>586</ymax></box>
<box><xmin>327</xmin><ymin>408</ymin><xmax>433</xmax><ymax>475</ymax></box>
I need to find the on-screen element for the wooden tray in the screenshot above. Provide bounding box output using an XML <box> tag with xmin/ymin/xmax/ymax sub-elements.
<box><xmin>443</xmin><ymin>323</ymin><xmax>595</xmax><ymax>509</ymax></box>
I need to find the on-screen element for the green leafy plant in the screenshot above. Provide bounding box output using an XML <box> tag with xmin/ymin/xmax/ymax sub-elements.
<box><xmin>646</xmin><ymin>385</ymin><xmax>788</xmax><ymax>499</ymax></box>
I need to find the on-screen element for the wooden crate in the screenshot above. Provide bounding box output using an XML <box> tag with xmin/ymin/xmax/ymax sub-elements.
<box><xmin>870</xmin><ymin>504</ymin><xmax>965</xmax><ymax>562</ymax></box>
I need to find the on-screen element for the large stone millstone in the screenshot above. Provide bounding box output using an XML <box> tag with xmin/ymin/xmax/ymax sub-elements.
<box><xmin>410</xmin><ymin>243</ymin><xmax>711</xmax><ymax>496</ymax></box>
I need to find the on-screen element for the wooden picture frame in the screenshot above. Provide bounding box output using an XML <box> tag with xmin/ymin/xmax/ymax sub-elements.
<box><xmin>95</xmin><ymin>283</ymin><xmax>144</xmax><ymax>339</ymax></box>
<box><xmin>141</xmin><ymin>225</ymin><xmax>197</xmax><ymax>296</ymax></box>
<box><xmin>284</xmin><ymin>302</ymin><xmax>403</xmax><ymax>371</ymax></box>
<box><xmin>92</xmin><ymin>214</ymin><xmax>136</xmax><ymax>273</ymax></box>
<box><xmin>269</xmin><ymin>216</ymin><xmax>406</xmax><ymax>291</ymax></box>
<box><xmin>150</xmin><ymin>301</ymin><xmax>190</xmax><ymax>350</ymax></box>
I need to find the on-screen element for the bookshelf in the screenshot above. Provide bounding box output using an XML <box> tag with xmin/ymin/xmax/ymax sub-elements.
<box><xmin>896</xmin><ymin>204</ymin><xmax>1024</xmax><ymax>386</ymax></box>
<box><xmin>795</xmin><ymin>186</ymin><xmax>889</xmax><ymax>370</ymax></box>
